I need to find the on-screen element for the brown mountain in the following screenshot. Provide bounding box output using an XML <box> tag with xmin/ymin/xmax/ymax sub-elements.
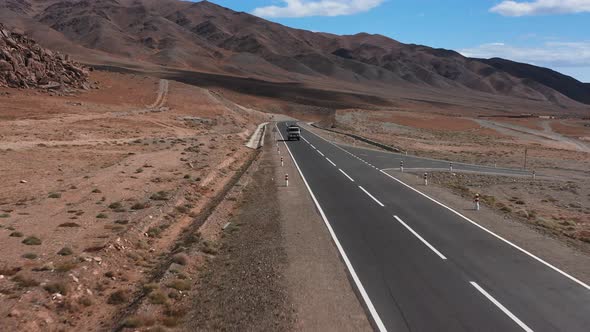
<box><xmin>1</xmin><ymin>0</ymin><xmax>588</xmax><ymax>109</ymax></box>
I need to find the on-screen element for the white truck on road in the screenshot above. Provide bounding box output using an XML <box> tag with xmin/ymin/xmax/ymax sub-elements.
<box><xmin>287</xmin><ymin>125</ymin><xmax>301</xmax><ymax>141</ymax></box>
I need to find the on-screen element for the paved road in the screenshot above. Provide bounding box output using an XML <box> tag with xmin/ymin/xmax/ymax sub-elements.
<box><xmin>276</xmin><ymin>122</ymin><xmax>590</xmax><ymax>332</ymax></box>
<box><xmin>333</xmin><ymin>141</ymin><xmax>532</xmax><ymax>177</ymax></box>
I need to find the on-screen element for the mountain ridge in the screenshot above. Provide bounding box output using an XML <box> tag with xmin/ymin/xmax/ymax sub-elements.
<box><xmin>1</xmin><ymin>0</ymin><xmax>588</xmax><ymax>108</ymax></box>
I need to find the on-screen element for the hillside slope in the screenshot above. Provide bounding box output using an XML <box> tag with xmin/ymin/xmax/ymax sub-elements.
<box><xmin>1</xmin><ymin>0</ymin><xmax>588</xmax><ymax>108</ymax></box>
<box><xmin>480</xmin><ymin>57</ymin><xmax>590</xmax><ymax>105</ymax></box>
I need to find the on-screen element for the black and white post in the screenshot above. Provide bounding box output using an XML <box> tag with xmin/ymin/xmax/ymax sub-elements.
<box><xmin>400</xmin><ymin>160</ymin><xmax>404</xmax><ymax>173</ymax></box>
<box><xmin>281</xmin><ymin>156</ymin><xmax>284</xmax><ymax>167</ymax></box>
<box><xmin>285</xmin><ymin>173</ymin><xmax>289</xmax><ymax>187</ymax></box>
<box><xmin>474</xmin><ymin>193</ymin><xmax>480</xmax><ymax>211</ymax></box>
<box><xmin>423</xmin><ymin>172</ymin><xmax>428</xmax><ymax>186</ymax></box>
<box><xmin>449</xmin><ymin>162</ymin><xmax>453</xmax><ymax>172</ymax></box>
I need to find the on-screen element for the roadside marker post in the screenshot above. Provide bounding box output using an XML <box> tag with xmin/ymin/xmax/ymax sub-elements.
<box><xmin>424</xmin><ymin>172</ymin><xmax>428</xmax><ymax>186</ymax></box>
<box><xmin>285</xmin><ymin>174</ymin><xmax>289</xmax><ymax>187</ymax></box>
<box><xmin>281</xmin><ymin>157</ymin><xmax>284</xmax><ymax>167</ymax></box>
<box><xmin>449</xmin><ymin>162</ymin><xmax>453</xmax><ymax>172</ymax></box>
<box><xmin>474</xmin><ymin>193</ymin><xmax>480</xmax><ymax>211</ymax></box>
<box><xmin>400</xmin><ymin>160</ymin><xmax>404</xmax><ymax>173</ymax></box>
<box><xmin>532</xmin><ymin>170</ymin><xmax>536</xmax><ymax>180</ymax></box>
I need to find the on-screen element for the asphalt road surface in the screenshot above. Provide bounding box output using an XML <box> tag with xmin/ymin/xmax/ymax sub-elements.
<box><xmin>337</xmin><ymin>143</ymin><xmax>532</xmax><ymax>177</ymax></box>
<box><xmin>276</xmin><ymin>121</ymin><xmax>590</xmax><ymax>332</ymax></box>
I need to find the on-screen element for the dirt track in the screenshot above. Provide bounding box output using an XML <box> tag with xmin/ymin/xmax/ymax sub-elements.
<box><xmin>476</xmin><ymin>118</ymin><xmax>590</xmax><ymax>152</ymax></box>
<box><xmin>0</xmin><ymin>71</ymin><xmax>266</xmax><ymax>331</ymax></box>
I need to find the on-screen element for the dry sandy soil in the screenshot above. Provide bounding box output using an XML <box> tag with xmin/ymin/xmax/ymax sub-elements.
<box><xmin>315</xmin><ymin>108</ymin><xmax>590</xmax><ymax>252</ymax></box>
<box><xmin>0</xmin><ymin>70</ymin><xmax>268</xmax><ymax>331</ymax></box>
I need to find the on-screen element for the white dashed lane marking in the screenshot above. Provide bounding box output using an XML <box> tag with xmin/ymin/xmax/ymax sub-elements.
<box><xmin>359</xmin><ymin>186</ymin><xmax>385</xmax><ymax>207</ymax></box>
<box><xmin>339</xmin><ymin>169</ymin><xmax>355</xmax><ymax>182</ymax></box>
<box><xmin>393</xmin><ymin>216</ymin><xmax>447</xmax><ymax>260</ymax></box>
<box><xmin>470</xmin><ymin>282</ymin><xmax>533</xmax><ymax>332</ymax></box>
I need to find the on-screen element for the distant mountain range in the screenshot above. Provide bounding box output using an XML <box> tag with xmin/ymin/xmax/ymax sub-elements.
<box><xmin>1</xmin><ymin>0</ymin><xmax>589</xmax><ymax>107</ymax></box>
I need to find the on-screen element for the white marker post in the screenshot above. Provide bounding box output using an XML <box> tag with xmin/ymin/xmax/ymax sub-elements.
<box><xmin>474</xmin><ymin>193</ymin><xmax>480</xmax><ymax>211</ymax></box>
<box><xmin>532</xmin><ymin>170</ymin><xmax>536</xmax><ymax>180</ymax></box>
<box><xmin>449</xmin><ymin>162</ymin><xmax>453</xmax><ymax>172</ymax></box>
<box><xmin>400</xmin><ymin>160</ymin><xmax>404</xmax><ymax>173</ymax></box>
<box><xmin>424</xmin><ymin>172</ymin><xmax>428</xmax><ymax>186</ymax></box>
<box><xmin>281</xmin><ymin>157</ymin><xmax>284</xmax><ymax>167</ymax></box>
<box><xmin>285</xmin><ymin>173</ymin><xmax>289</xmax><ymax>187</ymax></box>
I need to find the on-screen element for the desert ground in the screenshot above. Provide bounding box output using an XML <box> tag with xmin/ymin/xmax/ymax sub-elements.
<box><xmin>1</xmin><ymin>67</ymin><xmax>589</xmax><ymax>331</ymax></box>
<box><xmin>0</xmin><ymin>70</ymin><xmax>268</xmax><ymax>331</ymax></box>
<box><xmin>312</xmin><ymin>108</ymin><xmax>590</xmax><ymax>253</ymax></box>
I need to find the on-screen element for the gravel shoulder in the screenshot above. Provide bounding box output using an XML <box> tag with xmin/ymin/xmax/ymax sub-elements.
<box><xmin>273</xmin><ymin>124</ymin><xmax>372</xmax><ymax>331</ymax></box>
<box><xmin>186</xmin><ymin>130</ymin><xmax>293</xmax><ymax>331</ymax></box>
<box><xmin>186</xmin><ymin>124</ymin><xmax>371</xmax><ymax>331</ymax></box>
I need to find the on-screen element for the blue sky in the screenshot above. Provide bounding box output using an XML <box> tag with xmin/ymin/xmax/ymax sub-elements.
<box><xmin>202</xmin><ymin>1</ymin><xmax>590</xmax><ymax>82</ymax></box>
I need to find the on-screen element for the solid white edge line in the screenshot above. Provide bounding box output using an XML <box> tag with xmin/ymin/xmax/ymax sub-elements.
<box><xmin>379</xmin><ymin>169</ymin><xmax>590</xmax><ymax>291</ymax></box>
<box><xmin>393</xmin><ymin>216</ymin><xmax>447</xmax><ymax>260</ymax></box>
<box><xmin>317</xmin><ymin>150</ymin><xmax>325</xmax><ymax>157</ymax></box>
<box><xmin>359</xmin><ymin>186</ymin><xmax>385</xmax><ymax>207</ymax></box>
<box><xmin>326</xmin><ymin>157</ymin><xmax>337</xmax><ymax>167</ymax></box>
<box><xmin>339</xmin><ymin>168</ymin><xmax>355</xmax><ymax>182</ymax></box>
<box><xmin>275</xmin><ymin>123</ymin><xmax>387</xmax><ymax>332</ymax></box>
<box><xmin>303</xmin><ymin>124</ymin><xmax>590</xmax><ymax>291</ymax></box>
<box><xmin>470</xmin><ymin>282</ymin><xmax>534</xmax><ymax>332</ymax></box>
<box><xmin>310</xmin><ymin>144</ymin><xmax>316</xmax><ymax>149</ymax></box>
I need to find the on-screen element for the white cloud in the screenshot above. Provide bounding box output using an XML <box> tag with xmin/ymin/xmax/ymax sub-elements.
<box><xmin>490</xmin><ymin>0</ymin><xmax>590</xmax><ymax>16</ymax></box>
<box><xmin>459</xmin><ymin>41</ymin><xmax>590</xmax><ymax>68</ymax></box>
<box><xmin>252</xmin><ymin>0</ymin><xmax>385</xmax><ymax>18</ymax></box>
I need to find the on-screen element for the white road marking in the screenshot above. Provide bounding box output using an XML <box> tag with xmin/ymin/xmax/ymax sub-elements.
<box><xmin>304</xmin><ymin>124</ymin><xmax>590</xmax><ymax>290</ymax></box>
<box><xmin>275</xmin><ymin>123</ymin><xmax>387</xmax><ymax>332</ymax></box>
<box><xmin>359</xmin><ymin>186</ymin><xmax>385</xmax><ymax>207</ymax></box>
<box><xmin>470</xmin><ymin>282</ymin><xmax>534</xmax><ymax>332</ymax></box>
<box><xmin>379</xmin><ymin>170</ymin><xmax>590</xmax><ymax>291</ymax></box>
<box><xmin>311</xmin><ymin>144</ymin><xmax>317</xmax><ymax>149</ymax></box>
<box><xmin>326</xmin><ymin>157</ymin><xmax>337</xmax><ymax>167</ymax></box>
<box><xmin>393</xmin><ymin>216</ymin><xmax>447</xmax><ymax>260</ymax></box>
<box><xmin>317</xmin><ymin>150</ymin><xmax>325</xmax><ymax>157</ymax></box>
<box><xmin>302</xmin><ymin>137</ymin><xmax>310</xmax><ymax>143</ymax></box>
<box><xmin>339</xmin><ymin>169</ymin><xmax>355</xmax><ymax>182</ymax></box>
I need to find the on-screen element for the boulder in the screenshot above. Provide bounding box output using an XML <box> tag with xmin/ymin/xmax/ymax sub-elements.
<box><xmin>0</xmin><ymin>23</ymin><xmax>90</xmax><ymax>90</ymax></box>
<box><xmin>0</xmin><ymin>60</ymin><xmax>12</xmax><ymax>72</ymax></box>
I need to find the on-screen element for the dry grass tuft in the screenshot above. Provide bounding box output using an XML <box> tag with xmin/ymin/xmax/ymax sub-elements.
<box><xmin>22</xmin><ymin>236</ymin><xmax>42</xmax><ymax>245</ymax></box>
<box><xmin>107</xmin><ymin>290</ymin><xmax>128</xmax><ymax>305</ymax></box>
<box><xmin>171</xmin><ymin>253</ymin><xmax>189</xmax><ymax>266</ymax></box>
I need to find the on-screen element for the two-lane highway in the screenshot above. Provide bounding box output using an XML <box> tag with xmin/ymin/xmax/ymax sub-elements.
<box><xmin>276</xmin><ymin>121</ymin><xmax>590</xmax><ymax>332</ymax></box>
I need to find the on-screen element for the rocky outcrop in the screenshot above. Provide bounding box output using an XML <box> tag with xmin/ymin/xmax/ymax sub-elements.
<box><xmin>0</xmin><ymin>23</ymin><xmax>89</xmax><ymax>90</ymax></box>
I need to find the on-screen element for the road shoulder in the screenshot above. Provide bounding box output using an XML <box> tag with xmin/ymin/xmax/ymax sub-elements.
<box><xmin>273</xmin><ymin>123</ymin><xmax>372</xmax><ymax>331</ymax></box>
